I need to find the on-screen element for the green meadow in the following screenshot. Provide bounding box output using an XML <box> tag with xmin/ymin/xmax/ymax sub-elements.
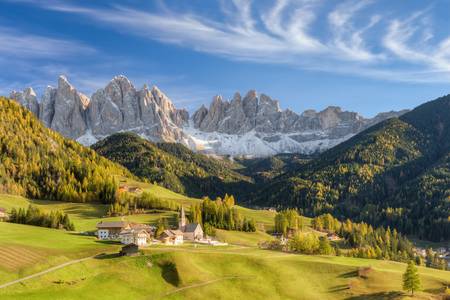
<box><xmin>0</xmin><ymin>190</ymin><xmax>449</xmax><ymax>299</ymax></box>
<box><xmin>0</xmin><ymin>245</ymin><xmax>449</xmax><ymax>300</ymax></box>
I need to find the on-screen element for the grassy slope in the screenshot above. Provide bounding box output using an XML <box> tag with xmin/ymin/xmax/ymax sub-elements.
<box><xmin>0</xmin><ymin>188</ymin><xmax>448</xmax><ymax>299</ymax></box>
<box><xmin>0</xmin><ymin>188</ymin><xmax>275</xmax><ymax>283</ymax></box>
<box><xmin>0</xmin><ymin>222</ymin><xmax>116</xmax><ymax>283</ymax></box>
<box><xmin>0</xmin><ymin>247</ymin><xmax>448</xmax><ymax>300</ymax></box>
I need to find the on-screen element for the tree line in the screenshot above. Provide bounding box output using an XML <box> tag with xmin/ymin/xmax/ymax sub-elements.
<box><xmin>9</xmin><ymin>205</ymin><xmax>74</xmax><ymax>231</ymax></box>
<box><xmin>274</xmin><ymin>208</ymin><xmax>304</xmax><ymax>236</ymax></box>
<box><xmin>189</xmin><ymin>194</ymin><xmax>256</xmax><ymax>234</ymax></box>
<box><xmin>312</xmin><ymin>213</ymin><xmax>415</xmax><ymax>262</ymax></box>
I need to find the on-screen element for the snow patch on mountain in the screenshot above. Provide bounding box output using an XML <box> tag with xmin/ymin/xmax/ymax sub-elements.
<box><xmin>76</xmin><ymin>129</ymin><xmax>98</xmax><ymax>145</ymax></box>
<box><xmin>182</xmin><ymin>122</ymin><xmax>354</xmax><ymax>157</ymax></box>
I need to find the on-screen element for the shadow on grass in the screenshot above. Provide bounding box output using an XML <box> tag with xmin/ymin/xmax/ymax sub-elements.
<box><xmin>423</xmin><ymin>284</ymin><xmax>447</xmax><ymax>294</ymax></box>
<box><xmin>345</xmin><ymin>291</ymin><xmax>403</xmax><ymax>300</ymax></box>
<box><xmin>338</xmin><ymin>270</ymin><xmax>358</xmax><ymax>278</ymax></box>
<box><xmin>94</xmin><ymin>240</ymin><xmax>122</xmax><ymax>245</ymax></box>
<box><xmin>94</xmin><ymin>253</ymin><xmax>121</xmax><ymax>260</ymax></box>
<box><xmin>68</xmin><ymin>232</ymin><xmax>95</xmax><ymax>237</ymax></box>
<box><xmin>328</xmin><ymin>284</ymin><xmax>350</xmax><ymax>292</ymax></box>
<box><xmin>159</xmin><ymin>261</ymin><xmax>181</xmax><ymax>287</ymax></box>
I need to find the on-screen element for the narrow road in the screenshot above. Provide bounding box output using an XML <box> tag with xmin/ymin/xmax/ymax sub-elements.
<box><xmin>0</xmin><ymin>255</ymin><xmax>94</xmax><ymax>289</ymax></box>
<box><xmin>160</xmin><ymin>276</ymin><xmax>253</xmax><ymax>298</ymax></box>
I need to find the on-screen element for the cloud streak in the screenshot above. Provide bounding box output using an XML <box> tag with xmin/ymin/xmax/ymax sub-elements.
<box><xmin>5</xmin><ymin>0</ymin><xmax>450</xmax><ymax>83</ymax></box>
<box><xmin>0</xmin><ymin>26</ymin><xmax>95</xmax><ymax>59</ymax></box>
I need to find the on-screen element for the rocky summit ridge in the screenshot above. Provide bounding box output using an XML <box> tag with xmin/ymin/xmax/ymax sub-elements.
<box><xmin>9</xmin><ymin>75</ymin><xmax>407</xmax><ymax>157</ymax></box>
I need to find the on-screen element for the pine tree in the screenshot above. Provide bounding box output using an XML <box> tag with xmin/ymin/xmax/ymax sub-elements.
<box><xmin>402</xmin><ymin>260</ymin><xmax>421</xmax><ymax>295</ymax></box>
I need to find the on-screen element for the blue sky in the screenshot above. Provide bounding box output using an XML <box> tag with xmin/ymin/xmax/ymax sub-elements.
<box><xmin>1</xmin><ymin>0</ymin><xmax>450</xmax><ymax>116</ymax></box>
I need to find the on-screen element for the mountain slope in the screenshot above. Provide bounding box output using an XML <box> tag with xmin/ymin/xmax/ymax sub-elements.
<box><xmin>252</xmin><ymin>95</ymin><xmax>450</xmax><ymax>241</ymax></box>
<box><xmin>0</xmin><ymin>97</ymin><xmax>132</xmax><ymax>203</ymax></box>
<box><xmin>91</xmin><ymin>132</ymin><xmax>252</xmax><ymax>198</ymax></box>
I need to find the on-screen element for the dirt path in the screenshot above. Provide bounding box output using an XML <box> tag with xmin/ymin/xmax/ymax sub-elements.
<box><xmin>160</xmin><ymin>276</ymin><xmax>252</xmax><ymax>298</ymax></box>
<box><xmin>0</xmin><ymin>255</ymin><xmax>94</xmax><ymax>289</ymax></box>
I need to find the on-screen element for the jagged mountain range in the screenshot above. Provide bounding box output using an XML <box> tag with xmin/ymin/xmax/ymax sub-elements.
<box><xmin>9</xmin><ymin>75</ymin><xmax>407</xmax><ymax>157</ymax></box>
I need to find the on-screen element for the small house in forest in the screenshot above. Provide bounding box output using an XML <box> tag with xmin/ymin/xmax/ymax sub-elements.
<box><xmin>327</xmin><ymin>233</ymin><xmax>341</xmax><ymax>241</ymax></box>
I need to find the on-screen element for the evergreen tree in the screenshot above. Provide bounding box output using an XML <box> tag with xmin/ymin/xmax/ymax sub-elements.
<box><xmin>318</xmin><ymin>237</ymin><xmax>333</xmax><ymax>255</ymax></box>
<box><xmin>402</xmin><ymin>261</ymin><xmax>421</xmax><ymax>296</ymax></box>
<box><xmin>155</xmin><ymin>217</ymin><xmax>167</xmax><ymax>238</ymax></box>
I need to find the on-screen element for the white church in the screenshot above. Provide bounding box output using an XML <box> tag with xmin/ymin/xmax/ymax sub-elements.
<box><xmin>178</xmin><ymin>206</ymin><xmax>204</xmax><ymax>241</ymax></box>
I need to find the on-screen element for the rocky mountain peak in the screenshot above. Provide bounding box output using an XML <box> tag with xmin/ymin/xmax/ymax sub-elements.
<box><xmin>9</xmin><ymin>78</ymin><xmax>408</xmax><ymax>157</ymax></box>
<box><xmin>24</xmin><ymin>87</ymin><xmax>37</xmax><ymax>98</ymax></box>
<box><xmin>10</xmin><ymin>87</ymin><xmax>39</xmax><ymax>117</ymax></box>
<box><xmin>187</xmin><ymin>91</ymin><xmax>407</xmax><ymax>156</ymax></box>
<box><xmin>10</xmin><ymin>75</ymin><xmax>188</xmax><ymax>144</ymax></box>
<box><xmin>244</xmin><ymin>90</ymin><xmax>257</xmax><ymax>100</ymax></box>
<box><xmin>232</xmin><ymin>92</ymin><xmax>242</xmax><ymax>102</ymax></box>
<box><xmin>58</xmin><ymin>75</ymin><xmax>70</xmax><ymax>87</ymax></box>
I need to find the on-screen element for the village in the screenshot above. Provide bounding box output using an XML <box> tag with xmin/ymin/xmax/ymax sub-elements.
<box><xmin>95</xmin><ymin>206</ymin><xmax>227</xmax><ymax>255</ymax></box>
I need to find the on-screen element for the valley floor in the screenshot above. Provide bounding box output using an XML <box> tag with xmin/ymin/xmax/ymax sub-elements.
<box><xmin>0</xmin><ymin>194</ymin><xmax>449</xmax><ymax>300</ymax></box>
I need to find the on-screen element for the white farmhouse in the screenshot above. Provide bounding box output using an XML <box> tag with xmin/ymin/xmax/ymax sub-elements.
<box><xmin>160</xmin><ymin>229</ymin><xmax>184</xmax><ymax>245</ymax></box>
<box><xmin>96</xmin><ymin>221</ymin><xmax>130</xmax><ymax>240</ymax></box>
<box><xmin>119</xmin><ymin>229</ymin><xmax>150</xmax><ymax>247</ymax></box>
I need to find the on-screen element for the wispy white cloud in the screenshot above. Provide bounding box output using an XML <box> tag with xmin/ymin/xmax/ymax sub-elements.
<box><xmin>262</xmin><ymin>0</ymin><xmax>325</xmax><ymax>53</ymax></box>
<box><xmin>328</xmin><ymin>0</ymin><xmax>383</xmax><ymax>62</ymax></box>
<box><xmin>383</xmin><ymin>9</ymin><xmax>450</xmax><ymax>72</ymax></box>
<box><xmin>5</xmin><ymin>0</ymin><xmax>450</xmax><ymax>84</ymax></box>
<box><xmin>0</xmin><ymin>26</ymin><xmax>95</xmax><ymax>58</ymax></box>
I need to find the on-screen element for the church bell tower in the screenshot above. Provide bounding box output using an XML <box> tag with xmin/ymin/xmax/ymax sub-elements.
<box><xmin>179</xmin><ymin>206</ymin><xmax>186</xmax><ymax>230</ymax></box>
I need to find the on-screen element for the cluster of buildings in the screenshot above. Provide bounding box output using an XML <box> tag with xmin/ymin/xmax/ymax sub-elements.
<box><xmin>96</xmin><ymin>206</ymin><xmax>204</xmax><ymax>247</ymax></box>
<box><xmin>413</xmin><ymin>246</ymin><xmax>450</xmax><ymax>268</ymax></box>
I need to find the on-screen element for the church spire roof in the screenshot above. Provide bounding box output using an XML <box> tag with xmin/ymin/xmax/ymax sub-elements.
<box><xmin>179</xmin><ymin>206</ymin><xmax>186</xmax><ymax>230</ymax></box>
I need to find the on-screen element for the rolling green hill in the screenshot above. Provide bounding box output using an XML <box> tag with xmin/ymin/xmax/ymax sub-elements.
<box><xmin>0</xmin><ymin>176</ymin><xmax>448</xmax><ymax>299</ymax></box>
<box><xmin>0</xmin><ymin>98</ymin><xmax>132</xmax><ymax>203</ymax></box>
<box><xmin>252</xmin><ymin>95</ymin><xmax>450</xmax><ymax>241</ymax></box>
<box><xmin>0</xmin><ymin>222</ymin><xmax>448</xmax><ymax>300</ymax></box>
<box><xmin>92</xmin><ymin>132</ymin><xmax>252</xmax><ymax>198</ymax></box>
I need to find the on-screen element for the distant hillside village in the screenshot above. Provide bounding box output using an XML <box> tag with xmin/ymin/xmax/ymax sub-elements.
<box><xmin>96</xmin><ymin>206</ymin><xmax>226</xmax><ymax>250</ymax></box>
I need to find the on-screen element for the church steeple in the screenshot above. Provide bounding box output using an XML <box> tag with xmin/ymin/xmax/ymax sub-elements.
<box><xmin>179</xmin><ymin>206</ymin><xmax>186</xmax><ymax>230</ymax></box>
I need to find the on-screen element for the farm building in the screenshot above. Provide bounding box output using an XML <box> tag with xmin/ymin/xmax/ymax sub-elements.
<box><xmin>159</xmin><ymin>229</ymin><xmax>184</xmax><ymax>245</ymax></box>
<box><xmin>119</xmin><ymin>229</ymin><xmax>151</xmax><ymax>247</ymax></box>
<box><xmin>96</xmin><ymin>221</ymin><xmax>130</xmax><ymax>240</ymax></box>
<box><xmin>327</xmin><ymin>233</ymin><xmax>341</xmax><ymax>241</ymax></box>
<box><xmin>118</xmin><ymin>185</ymin><xmax>143</xmax><ymax>194</ymax></box>
<box><xmin>119</xmin><ymin>244</ymin><xmax>139</xmax><ymax>256</ymax></box>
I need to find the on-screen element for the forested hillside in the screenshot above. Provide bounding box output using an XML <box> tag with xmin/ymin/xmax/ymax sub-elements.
<box><xmin>92</xmin><ymin>132</ymin><xmax>252</xmax><ymax>198</ymax></box>
<box><xmin>0</xmin><ymin>98</ymin><xmax>131</xmax><ymax>203</ymax></box>
<box><xmin>252</xmin><ymin>95</ymin><xmax>450</xmax><ymax>241</ymax></box>
<box><xmin>235</xmin><ymin>153</ymin><xmax>311</xmax><ymax>183</ymax></box>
